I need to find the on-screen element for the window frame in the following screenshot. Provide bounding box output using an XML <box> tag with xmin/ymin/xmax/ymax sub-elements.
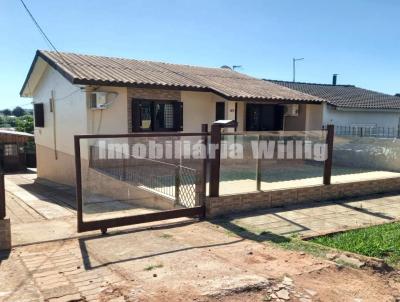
<box><xmin>4</xmin><ymin>144</ymin><xmax>18</xmax><ymax>157</ymax></box>
<box><xmin>215</xmin><ymin>102</ymin><xmax>225</xmax><ymax>121</ymax></box>
<box><xmin>34</xmin><ymin>103</ymin><xmax>45</xmax><ymax>127</ymax></box>
<box><xmin>132</xmin><ymin>99</ymin><xmax>183</xmax><ymax>132</ymax></box>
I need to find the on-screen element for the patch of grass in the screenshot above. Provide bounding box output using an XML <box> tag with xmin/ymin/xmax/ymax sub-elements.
<box><xmin>214</xmin><ymin>219</ymin><xmax>333</xmax><ymax>258</ymax></box>
<box><xmin>310</xmin><ymin>222</ymin><xmax>400</xmax><ymax>266</ymax></box>
<box><xmin>144</xmin><ymin>264</ymin><xmax>163</xmax><ymax>271</ymax></box>
<box><xmin>277</xmin><ymin>238</ymin><xmax>334</xmax><ymax>258</ymax></box>
<box><xmin>159</xmin><ymin>233</ymin><xmax>173</xmax><ymax>239</ymax></box>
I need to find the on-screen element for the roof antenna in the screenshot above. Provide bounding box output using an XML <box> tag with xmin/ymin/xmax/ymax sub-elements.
<box><xmin>220</xmin><ymin>65</ymin><xmax>242</xmax><ymax>71</ymax></box>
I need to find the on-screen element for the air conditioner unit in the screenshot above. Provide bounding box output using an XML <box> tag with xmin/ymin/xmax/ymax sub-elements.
<box><xmin>89</xmin><ymin>92</ymin><xmax>108</xmax><ymax>109</ymax></box>
<box><xmin>284</xmin><ymin>104</ymin><xmax>299</xmax><ymax>117</ymax></box>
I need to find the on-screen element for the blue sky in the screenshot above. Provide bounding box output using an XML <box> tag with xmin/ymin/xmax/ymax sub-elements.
<box><xmin>1</xmin><ymin>0</ymin><xmax>399</xmax><ymax>109</ymax></box>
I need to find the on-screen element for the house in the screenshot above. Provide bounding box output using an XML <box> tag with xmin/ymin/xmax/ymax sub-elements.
<box><xmin>20</xmin><ymin>50</ymin><xmax>323</xmax><ymax>185</ymax></box>
<box><xmin>268</xmin><ymin>78</ymin><xmax>400</xmax><ymax>131</ymax></box>
<box><xmin>0</xmin><ymin>130</ymin><xmax>34</xmax><ymax>172</ymax></box>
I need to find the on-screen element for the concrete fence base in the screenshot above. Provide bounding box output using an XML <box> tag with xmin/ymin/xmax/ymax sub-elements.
<box><xmin>0</xmin><ymin>219</ymin><xmax>11</xmax><ymax>251</ymax></box>
<box><xmin>205</xmin><ymin>177</ymin><xmax>400</xmax><ymax>218</ymax></box>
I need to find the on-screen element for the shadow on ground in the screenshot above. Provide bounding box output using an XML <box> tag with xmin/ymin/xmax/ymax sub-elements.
<box><xmin>77</xmin><ymin>219</ymin><xmax>244</xmax><ymax>270</ymax></box>
<box><xmin>212</xmin><ymin>219</ymin><xmax>290</xmax><ymax>244</ymax></box>
<box><xmin>0</xmin><ymin>249</ymin><xmax>11</xmax><ymax>262</ymax></box>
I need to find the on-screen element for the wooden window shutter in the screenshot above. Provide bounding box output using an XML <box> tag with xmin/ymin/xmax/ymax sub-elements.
<box><xmin>173</xmin><ymin>101</ymin><xmax>183</xmax><ymax>131</ymax></box>
<box><xmin>132</xmin><ymin>100</ymin><xmax>141</xmax><ymax>132</ymax></box>
<box><xmin>34</xmin><ymin>103</ymin><xmax>44</xmax><ymax>127</ymax></box>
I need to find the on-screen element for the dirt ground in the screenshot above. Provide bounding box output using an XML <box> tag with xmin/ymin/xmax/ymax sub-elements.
<box><xmin>2</xmin><ymin>173</ymin><xmax>400</xmax><ymax>301</ymax></box>
<box><xmin>1</xmin><ymin>220</ymin><xmax>400</xmax><ymax>302</ymax></box>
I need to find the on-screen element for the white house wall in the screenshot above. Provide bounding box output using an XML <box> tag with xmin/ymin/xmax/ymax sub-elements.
<box><xmin>32</xmin><ymin>66</ymin><xmax>87</xmax><ymax>156</ymax></box>
<box><xmin>32</xmin><ymin>66</ymin><xmax>87</xmax><ymax>184</ymax></box>
<box><xmin>322</xmin><ymin>103</ymin><xmax>400</xmax><ymax>128</ymax></box>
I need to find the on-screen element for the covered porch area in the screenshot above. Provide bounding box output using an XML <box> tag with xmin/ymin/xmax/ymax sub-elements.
<box><xmin>218</xmin><ymin>99</ymin><xmax>324</xmax><ymax>133</ymax></box>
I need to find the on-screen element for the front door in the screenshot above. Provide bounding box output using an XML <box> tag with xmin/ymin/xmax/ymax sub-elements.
<box><xmin>246</xmin><ymin>104</ymin><xmax>284</xmax><ymax>131</ymax></box>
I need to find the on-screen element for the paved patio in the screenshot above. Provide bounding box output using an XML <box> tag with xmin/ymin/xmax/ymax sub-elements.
<box><xmin>222</xmin><ymin>193</ymin><xmax>400</xmax><ymax>238</ymax></box>
<box><xmin>218</xmin><ymin>170</ymin><xmax>400</xmax><ymax>195</ymax></box>
<box><xmin>5</xmin><ymin>173</ymin><xmax>169</xmax><ymax>245</ymax></box>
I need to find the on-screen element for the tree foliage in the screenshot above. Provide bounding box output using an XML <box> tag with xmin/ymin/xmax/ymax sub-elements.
<box><xmin>12</xmin><ymin>106</ymin><xmax>26</xmax><ymax>117</ymax></box>
<box><xmin>15</xmin><ymin>115</ymin><xmax>34</xmax><ymax>134</ymax></box>
<box><xmin>0</xmin><ymin>106</ymin><xmax>33</xmax><ymax>134</ymax></box>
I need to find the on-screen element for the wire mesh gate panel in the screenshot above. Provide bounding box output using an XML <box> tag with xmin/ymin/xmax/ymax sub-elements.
<box><xmin>74</xmin><ymin>132</ymin><xmax>207</xmax><ymax>233</ymax></box>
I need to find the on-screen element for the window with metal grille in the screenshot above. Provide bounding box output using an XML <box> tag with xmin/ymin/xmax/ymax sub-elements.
<box><xmin>4</xmin><ymin>144</ymin><xmax>18</xmax><ymax>156</ymax></box>
<box><xmin>132</xmin><ymin>100</ymin><xmax>183</xmax><ymax>132</ymax></box>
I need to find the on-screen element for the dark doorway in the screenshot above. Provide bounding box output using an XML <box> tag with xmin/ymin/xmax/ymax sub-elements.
<box><xmin>246</xmin><ymin>104</ymin><xmax>284</xmax><ymax>131</ymax></box>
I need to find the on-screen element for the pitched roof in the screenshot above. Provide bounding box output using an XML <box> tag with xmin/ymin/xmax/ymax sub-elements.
<box><xmin>268</xmin><ymin>80</ymin><xmax>400</xmax><ymax>110</ymax></box>
<box><xmin>21</xmin><ymin>50</ymin><xmax>321</xmax><ymax>103</ymax></box>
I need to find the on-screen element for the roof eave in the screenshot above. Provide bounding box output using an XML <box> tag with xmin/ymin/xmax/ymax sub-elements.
<box><xmin>20</xmin><ymin>50</ymin><xmax>76</xmax><ymax>97</ymax></box>
<box><xmin>231</xmin><ymin>96</ymin><xmax>324</xmax><ymax>104</ymax></box>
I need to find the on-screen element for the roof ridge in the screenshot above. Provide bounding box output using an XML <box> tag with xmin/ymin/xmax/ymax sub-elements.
<box><xmin>39</xmin><ymin>49</ymin><xmax>240</xmax><ymax>73</ymax></box>
<box><xmin>265</xmin><ymin>79</ymin><xmax>355</xmax><ymax>87</ymax></box>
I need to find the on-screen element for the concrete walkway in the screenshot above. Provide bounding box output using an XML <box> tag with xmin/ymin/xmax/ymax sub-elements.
<box><xmin>222</xmin><ymin>193</ymin><xmax>400</xmax><ymax>238</ymax></box>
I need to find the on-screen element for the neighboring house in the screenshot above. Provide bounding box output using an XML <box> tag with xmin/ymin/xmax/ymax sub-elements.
<box><xmin>20</xmin><ymin>50</ymin><xmax>322</xmax><ymax>185</ymax></box>
<box><xmin>0</xmin><ymin>130</ymin><xmax>34</xmax><ymax>172</ymax></box>
<box><xmin>268</xmin><ymin>79</ymin><xmax>400</xmax><ymax>129</ymax></box>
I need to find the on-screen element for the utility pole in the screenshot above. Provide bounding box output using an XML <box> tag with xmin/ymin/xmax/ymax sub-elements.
<box><xmin>292</xmin><ymin>58</ymin><xmax>304</xmax><ymax>82</ymax></box>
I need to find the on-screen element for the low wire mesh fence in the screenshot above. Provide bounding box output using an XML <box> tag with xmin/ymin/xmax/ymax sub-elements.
<box><xmin>327</xmin><ymin>125</ymin><xmax>399</xmax><ymax>138</ymax></box>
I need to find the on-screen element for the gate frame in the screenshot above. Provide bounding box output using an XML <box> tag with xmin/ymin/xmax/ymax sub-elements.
<box><xmin>74</xmin><ymin>130</ymin><xmax>209</xmax><ymax>233</ymax></box>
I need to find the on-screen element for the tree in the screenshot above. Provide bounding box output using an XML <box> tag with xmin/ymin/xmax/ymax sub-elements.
<box><xmin>15</xmin><ymin>115</ymin><xmax>34</xmax><ymax>134</ymax></box>
<box><xmin>2</xmin><ymin>109</ymin><xmax>11</xmax><ymax>116</ymax></box>
<box><xmin>12</xmin><ymin>106</ymin><xmax>25</xmax><ymax>117</ymax></box>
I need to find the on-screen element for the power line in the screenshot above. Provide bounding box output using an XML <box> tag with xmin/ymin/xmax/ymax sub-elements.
<box><xmin>18</xmin><ymin>0</ymin><xmax>78</xmax><ymax>76</ymax></box>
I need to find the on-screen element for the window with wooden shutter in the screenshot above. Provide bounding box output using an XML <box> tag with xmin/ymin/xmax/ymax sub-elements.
<box><xmin>173</xmin><ymin>101</ymin><xmax>183</xmax><ymax>131</ymax></box>
<box><xmin>34</xmin><ymin>103</ymin><xmax>44</xmax><ymax>127</ymax></box>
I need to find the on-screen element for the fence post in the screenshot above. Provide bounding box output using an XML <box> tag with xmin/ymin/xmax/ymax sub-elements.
<box><xmin>209</xmin><ymin>124</ymin><xmax>222</xmax><ymax>197</ymax></box>
<box><xmin>0</xmin><ymin>172</ymin><xmax>5</xmax><ymax>220</ymax></box>
<box><xmin>397</xmin><ymin>124</ymin><xmax>400</xmax><ymax>138</ymax></box>
<box><xmin>122</xmin><ymin>157</ymin><xmax>127</xmax><ymax>181</ymax></box>
<box><xmin>200</xmin><ymin>124</ymin><xmax>208</xmax><ymax>212</ymax></box>
<box><xmin>175</xmin><ymin>166</ymin><xmax>180</xmax><ymax>206</ymax></box>
<box><xmin>323</xmin><ymin>124</ymin><xmax>334</xmax><ymax>185</ymax></box>
<box><xmin>74</xmin><ymin>136</ymin><xmax>84</xmax><ymax>232</ymax></box>
<box><xmin>256</xmin><ymin>134</ymin><xmax>262</xmax><ymax>191</ymax></box>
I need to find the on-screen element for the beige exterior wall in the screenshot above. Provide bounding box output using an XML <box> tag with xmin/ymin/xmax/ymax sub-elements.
<box><xmin>305</xmin><ymin>104</ymin><xmax>323</xmax><ymax>130</ymax></box>
<box><xmin>284</xmin><ymin>104</ymin><xmax>307</xmax><ymax>131</ymax></box>
<box><xmin>182</xmin><ymin>91</ymin><xmax>217</xmax><ymax>132</ymax></box>
<box><xmin>87</xmin><ymin>86</ymin><xmax>128</xmax><ymax>135</ymax></box>
<box><xmin>36</xmin><ymin>144</ymin><xmax>76</xmax><ymax>185</ymax></box>
<box><xmin>283</xmin><ymin>104</ymin><xmax>323</xmax><ymax>131</ymax></box>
